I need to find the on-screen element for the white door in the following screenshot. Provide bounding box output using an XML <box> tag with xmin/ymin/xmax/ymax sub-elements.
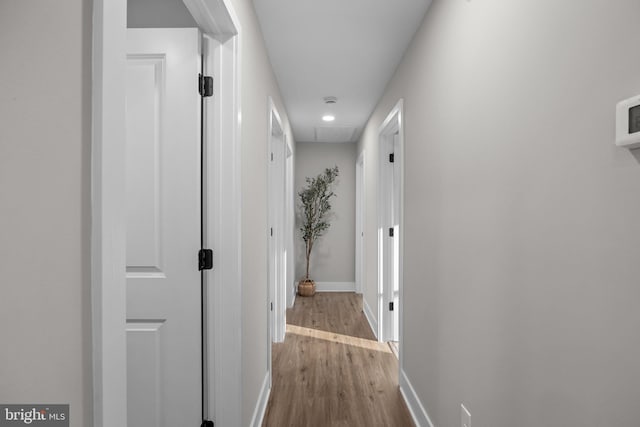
<box><xmin>268</xmin><ymin>104</ymin><xmax>287</xmax><ymax>352</ymax></box>
<box><xmin>125</xmin><ymin>28</ymin><xmax>202</xmax><ymax>427</ymax></box>
<box><xmin>268</xmin><ymin>133</ymin><xmax>286</xmax><ymax>343</ymax></box>
<box><xmin>381</xmin><ymin>130</ymin><xmax>400</xmax><ymax>343</ymax></box>
<box><xmin>390</xmin><ymin>133</ymin><xmax>400</xmax><ymax>342</ymax></box>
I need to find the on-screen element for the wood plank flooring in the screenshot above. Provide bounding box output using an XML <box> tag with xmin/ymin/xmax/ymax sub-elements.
<box><xmin>262</xmin><ymin>292</ymin><xmax>414</xmax><ymax>427</ymax></box>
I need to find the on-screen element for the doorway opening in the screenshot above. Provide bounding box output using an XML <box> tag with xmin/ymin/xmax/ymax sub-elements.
<box><xmin>91</xmin><ymin>0</ymin><xmax>241</xmax><ymax>425</ymax></box>
<box><xmin>268</xmin><ymin>99</ymin><xmax>287</xmax><ymax>347</ymax></box>
<box><xmin>377</xmin><ymin>100</ymin><xmax>404</xmax><ymax>360</ymax></box>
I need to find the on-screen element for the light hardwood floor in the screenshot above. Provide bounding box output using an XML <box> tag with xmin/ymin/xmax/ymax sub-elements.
<box><xmin>262</xmin><ymin>292</ymin><xmax>414</xmax><ymax>427</ymax></box>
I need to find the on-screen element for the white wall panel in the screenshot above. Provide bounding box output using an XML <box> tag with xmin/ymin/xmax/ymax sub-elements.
<box><xmin>0</xmin><ymin>2</ymin><xmax>92</xmax><ymax>426</ymax></box>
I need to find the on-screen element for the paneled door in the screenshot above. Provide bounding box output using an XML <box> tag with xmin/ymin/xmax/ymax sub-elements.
<box><xmin>125</xmin><ymin>28</ymin><xmax>201</xmax><ymax>427</ymax></box>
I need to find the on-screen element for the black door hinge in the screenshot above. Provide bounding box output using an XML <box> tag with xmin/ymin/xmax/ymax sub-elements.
<box><xmin>270</xmin><ymin>227</ymin><xmax>273</xmax><ymax>236</ymax></box>
<box><xmin>270</xmin><ymin>302</ymin><xmax>273</xmax><ymax>311</ymax></box>
<box><xmin>389</xmin><ymin>153</ymin><xmax>395</xmax><ymax>163</ymax></box>
<box><xmin>389</xmin><ymin>302</ymin><xmax>394</xmax><ymax>311</ymax></box>
<box><xmin>198</xmin><ymin>249</ymin><xmax>213</xmax><ymax>270</ymax></box>
<box><xmin>389</xmin><ymin>227</ymin><xmax>394</xmax><ymax>237</ymax></box>
<box><xmin>201</xmin><ymin>420</ymin><xmax>214</xmax><ymax>427</ymax></box>
<box><xmin>199</xmin><ymin>74</ymin><xmax>213</xmax><ymax>97</ymax></box>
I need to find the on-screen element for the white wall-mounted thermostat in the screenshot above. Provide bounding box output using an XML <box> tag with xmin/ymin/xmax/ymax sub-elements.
<box><xmin>616</xmin><ymin>94</ymin><xmax>640</xmax><ymax>149</ymax></box>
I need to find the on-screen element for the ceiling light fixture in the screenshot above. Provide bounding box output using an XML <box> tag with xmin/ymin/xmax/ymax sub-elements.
<box><xmin>322</xmin><ymin>115</ymin><xmax>335</xmax><ymax>122</ymax></box>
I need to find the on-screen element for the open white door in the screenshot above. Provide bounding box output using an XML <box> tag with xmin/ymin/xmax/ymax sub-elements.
<box><xmin>378</xmin><ymin>100</ymin><xmax>403</xmax><ymax>345</ymax></box>
<box><xmin>268</xmin><ymin>100</ymin><xmax>287</xmax><ymax>348</ymax></box>
<box><xmin>380</xmin><ymin>131</ymin><xmax>400</xmax><ymax>343</ymax></box>
<box><xmin>390</xmin><ymin>133</ymin><xmax>400</xmax><ymax>342</ymax></box>
<box><xmin>125</xmin><ymin>28</ymin><xmax>202</xmax><ymax>426</ymax></box>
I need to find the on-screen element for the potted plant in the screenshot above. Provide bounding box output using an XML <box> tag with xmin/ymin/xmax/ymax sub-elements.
<box><xmin>298</xmin><ymin>166</ymin><xmax>339</xmax><ymax>296</ymax></box>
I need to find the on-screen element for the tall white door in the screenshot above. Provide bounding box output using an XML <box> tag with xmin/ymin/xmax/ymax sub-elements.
<box><xmin>268</xmin><ymin>103</ymin><xmax>287</xmax><ymax>358</ymax></box>
<box><xmin>382</xmin><ymin>131</ymin><xmax>400</xmax><ymax>343</ymax></box>
<box><xmin>268</xmin><ymin>131</ymin><xmax>286</xmax><ymax>345</ymax></box>
<box><xmin>391</xmin><ymin>133</ymin><xmax>400</xmax><ymax>342</ymax></box>
<box><xmin>125</xmin><ymin>28</ymin><xmax>202</xmax><ymax>427</ymax></box>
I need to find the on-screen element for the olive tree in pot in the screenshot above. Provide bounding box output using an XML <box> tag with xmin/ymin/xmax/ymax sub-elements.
<box><xmin>298</xmin><ymin>166</ymin><xmax>339</xmax><ymax>297</ymax></box>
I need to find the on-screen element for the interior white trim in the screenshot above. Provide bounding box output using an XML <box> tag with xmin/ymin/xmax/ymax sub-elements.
<box><xmin>399</xmin><ymin>369</ymin><xmax>435</xmax><ymax>427</ymax></box>
<box><xmin>183</xmin><ymin>0</ymin><xmax>237</xmax><ymax>40</ymax></box>
<box><xmin>314</xmin><ymin>282</ymin><xmax>356</xmax><ymax>292</ymax></box>
<box><xmin>288</xmin><ymin>286</ymin><xmax>297</xmax><ymax>308</ymax></box>
<box><xmin>285</xmin><ymin>136</ymin><xmax>296</xmax><ymax>309</ymax></box>
<box><xmin>249</xmin><ymin>372</ymin><xmax>271</xmax><ymax>427</ymax></box>
<box><xmin>363</xmin><ymin>296</ymin><xmax>378</xmax><ymax>340</ymax></box>
<box><xmin>202</xmin><ymin>2</ymin><xmax>243</xmax><ymax>422</ymax></box>
<box><xmin>355</xmin><ymin>151</ymin><xmax>365</xmax><ymax>295</ymax></box>
<box><xmin>92</xmin><ymin>0</ymin><xmax>242</xmax><ymax>425</ymax></box>
<box><xmin>91</xmin><ymin>1</ymin><xmax>128</xmax><ymax>426</ymax></box>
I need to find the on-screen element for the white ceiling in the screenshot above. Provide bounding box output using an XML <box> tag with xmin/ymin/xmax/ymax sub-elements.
<box><xmin>253</xmin><ymin>0</ymin><xmax>432</xmax><ymax>143</ymax></box>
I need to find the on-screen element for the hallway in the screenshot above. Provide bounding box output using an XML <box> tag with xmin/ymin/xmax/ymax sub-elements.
<box><xmin>6</xmin><ymin>1</ymin><xmax>640</xmax><ymax>426</ymax></box>
<box><xmin>263</xmin><ymin>293</ymin><xmax>413</xmax><ymax>427</ymax></box>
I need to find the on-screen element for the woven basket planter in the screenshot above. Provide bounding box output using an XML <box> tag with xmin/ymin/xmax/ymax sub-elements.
<box><xmin>298</xmin><ymin>279</ymin><xmax>316</xmax><ymax>297</ymax></box>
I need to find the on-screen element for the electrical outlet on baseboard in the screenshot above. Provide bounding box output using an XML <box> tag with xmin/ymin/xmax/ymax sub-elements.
<box><xmin>461</xmin><ymin>404</ymin><xmax>471</xmax><ymax>427</ymax></box>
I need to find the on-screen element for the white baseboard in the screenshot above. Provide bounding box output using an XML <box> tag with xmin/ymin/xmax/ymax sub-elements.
<box><xmin>249</xmin><ymin>372</ymin><xmax>270</xmax><ymax>427</ymax></box>
<box><xmin>288</xmin><ymin>290</ymin><xmax>296</xmax><ymax>308</ymax></box>
<box><xmin>362</xmin><ymin>297</ymin><xmax>378</xmax><ymax>340</ymax></box>
<box><xmin>399</xmin><ymin>369</ymin><xmax>435</xmax><ymax>427</ymax></box>
<box><xmin>315</xmin><ymin>281</ymin><xmax>356</xmax><ymax>292</ymax></box>
<box><xmin>288</xmin><ymin>282</ymin><xmax>296</xmax><ymax>308</ymax></box>
<box><xmin>355</xmin><ymin>280</ymin><xmax>362</xmax><ymax>294</ymax></box>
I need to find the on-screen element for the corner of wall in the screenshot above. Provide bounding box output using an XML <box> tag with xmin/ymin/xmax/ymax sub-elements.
<box><xmin>248</xmin><ymin>372</ymin><xmax>270</xmax><ymax>427</ymax></box>
<box><xmin>399</xmin><ymin>369</ymin><xmax>435</xmax><ymax>427</ymax></box>
<box><xmin>362</xmin><ymin>296</ymin><xmax>378</xmax><ymax>340</ymax></box>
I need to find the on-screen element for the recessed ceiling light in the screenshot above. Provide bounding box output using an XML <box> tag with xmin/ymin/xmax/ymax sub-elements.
<box><xmin>322</xmin><ymin>115</ymin><xmax>335</xmax><ymax>122</ymax></box>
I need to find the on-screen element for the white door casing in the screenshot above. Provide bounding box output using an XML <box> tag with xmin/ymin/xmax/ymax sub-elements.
<box><xmin>356</xmin><ymin>151</ymin><xmax>365</xmax><ymax>294</ymax></box>
<box><xmin>285</xmin><ymin>137</ymin><xmax>295</xmax><ymax>309</ymax></box>
<box><xmin>91</xmin><ymin>1</ymin><xmax>128</xmax><ymax>425</ymax></box>
<box><xmin>378</xmin><ymin>100</ymin><xmax>404</xmax><ymax>347</ymax></box>
<box><xmin>125</xmin><ymin>28</ymin><xmax>201</xmax><ymax>426</ymax></box>
<box><xmin>268</xmin><ymin>98</ymin><xmax>287</xmax><ymax>349</ymax></box>
<box><xmin>201</xmin><ymin>30</ymin><xmax>243</xmax><ymax>427</ymax></box>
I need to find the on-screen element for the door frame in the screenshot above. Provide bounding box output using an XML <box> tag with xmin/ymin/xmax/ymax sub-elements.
<box><xmin>355</xmin><ymin>151</ymin><xmax>365</xmax><ymax>294</ymax></box>
<box><xmin>377</xmin><ymin>100</ymin><xmax>404</xmax><ymax>351</ymax></box>
<box><xmin>285</xmin><ymin>137</ymin><xmax>295</xmax><ymax>309</ymax></box>
<box><xmin>267</xmin><ymin>97</ymin><xmax>288</xmax><ymax>352</ymax></box>
<box><xmin>91</xmin><ymin>1</ymin><xmax>242</xmax><ymax>425</ymax></box>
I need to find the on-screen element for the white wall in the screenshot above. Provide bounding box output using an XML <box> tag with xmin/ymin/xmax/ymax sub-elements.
<box><xmin>294</xmin><ymin>142</ymin><xmax>356</xmax><ymax>285</ymax></box>
<box><xmin>359</xmin><ymin>1</ymin><xmax>640</xmax><ymax>426</ymax></box>
<box><xmin>0</xmin><ymin>1</ymin><xmax>92</xmax><ymax>426</ymax></box>
<box><xmin>127</xmin><ymin>0</ymin><xmax>197</xmax><ymax>28</ymax></box>
<box><xmin>225</xmin><ymin>0</ymin><xmax>295</xmax><ymax>424</ymax></box>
